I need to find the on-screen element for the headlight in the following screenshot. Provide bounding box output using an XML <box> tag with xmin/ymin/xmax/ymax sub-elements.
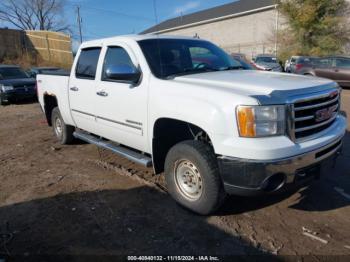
<box><xmin>255</xmin><ymin>64</ymin><xmax>266</xmax><ymax>70</ymax></box>
<box><xmin>1</xmin><ymin>85</ymin><xmax>14</xmax><ymax>92</ymax></box>
<box><xmin>236</xmin><ymin>105</ymin><xmax>285</xmax><ymax>137</ymax></box>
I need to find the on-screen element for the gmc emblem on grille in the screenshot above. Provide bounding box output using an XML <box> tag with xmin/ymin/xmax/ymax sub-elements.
<box><xmin>315</xmin><ymin>105</ymin><xmax>337</xmax><ymax>122</ymax></box>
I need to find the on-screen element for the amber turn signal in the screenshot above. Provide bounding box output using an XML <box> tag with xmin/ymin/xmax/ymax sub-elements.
<box><xmin>237</xmin><ymin>106</ymin><xmax>256</xmax><ymax>137</ymax></box>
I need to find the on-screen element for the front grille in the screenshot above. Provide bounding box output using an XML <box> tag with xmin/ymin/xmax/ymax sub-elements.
<box><xmin>292</xmin><ymin>90</ymin><xmax>340</xmax><ymax>141</ymax></box>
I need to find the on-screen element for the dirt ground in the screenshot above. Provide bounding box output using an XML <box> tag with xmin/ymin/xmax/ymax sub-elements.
<box><xmin>0</xmin><ymin>90</ymin><xmax>350</xmax><ymax>260</ymax></box>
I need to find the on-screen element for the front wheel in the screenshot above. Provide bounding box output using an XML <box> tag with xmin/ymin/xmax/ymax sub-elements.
<box><xmin>51</xmin><ymin>107</ymin><xmax>75</xmax><ymax>144</ymax></box>
<box><xmin>164</xmin><ymin>140</ymin><xmax>226</xmax><ymax>215</ymax></box>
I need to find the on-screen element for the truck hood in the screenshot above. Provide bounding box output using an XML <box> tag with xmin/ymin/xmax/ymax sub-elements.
<box><xmin>0</xmin><ymin>78</ymin><xmax>36</xmax><ymax>87</ymax></box>
<box><xmin>255</xmin><ymin>62</ymin><xmax>281</xmax><ymax>69</ymax></box>
<box><xmin>173</xmin><ymin>70</ymin><xmax>338</xmax><ymax>104</ymax></box>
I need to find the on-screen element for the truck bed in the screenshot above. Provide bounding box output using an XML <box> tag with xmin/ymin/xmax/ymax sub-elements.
<box><xmin>37</xmin><ymin>74</ymin><xmax>75</xmax><ymax>127</ymax></box>
<box><xmin>39</xmin><ymin>69</ymin><xmax>70</xmax><ymax>76</ymax></box>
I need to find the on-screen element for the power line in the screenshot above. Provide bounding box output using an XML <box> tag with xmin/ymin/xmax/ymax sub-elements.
<box><xmin>67</xmin><ymin>3</ymin><xmax>155</xmax><ymax>22</ymax></box>
<box><xmin>85</xmin><ymin>6</ymin><xmax>154</xmax><ymax>21</ymax></box>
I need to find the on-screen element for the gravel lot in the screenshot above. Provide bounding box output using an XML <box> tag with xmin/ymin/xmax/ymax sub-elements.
<box><xmin>0</xmin><ymin>90</ymin><xmax>350</xmax><ymax>260</ymax></box>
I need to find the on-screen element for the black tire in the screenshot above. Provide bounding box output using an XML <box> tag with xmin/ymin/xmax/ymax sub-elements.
<box><xmin>51</xmin><ymin>107</ymin><xmax>75</xmax><ymax>144</ymax></box>
<box><xmin>164</xmin><ymin>140</ymin><xmax>226</xmax><ymax>215</ymax></box>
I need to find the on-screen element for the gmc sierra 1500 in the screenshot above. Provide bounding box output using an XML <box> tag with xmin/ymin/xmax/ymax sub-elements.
<box><xmin>37</xmin><ymin>35</ymin><xmax>347</xmax><ymax>215</ymax></box>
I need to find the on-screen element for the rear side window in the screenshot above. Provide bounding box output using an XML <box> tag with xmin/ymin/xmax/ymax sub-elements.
<box><xmin>336</xmin><ymin>58</ymin><xmax>350</xmax><ymax>68</ymax></box>
<box><xmin>316</xmin><ymin>58</ymin><xmax>332</xmax><ymax>67</ymax></box>
<box><xmin>76</xmin><ymin>48</ymin><xmax>101</xmax><ymax>79</ymax></box>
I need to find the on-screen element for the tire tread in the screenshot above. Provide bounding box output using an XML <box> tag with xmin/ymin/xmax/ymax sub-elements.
<box><xmin>165</xmin><ymin>140</ymin><xmax>226</xmax><ymax>215</ymax></box>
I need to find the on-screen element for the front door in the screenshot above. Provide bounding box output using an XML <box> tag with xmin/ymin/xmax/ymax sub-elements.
<box><xmin>94</xmin><ymin>44</ymin><xmax>148</xmax><ymax>152</ymax></box>
<box><xmin>69</xmin><ymin>47</ymin><xmax>101</xmax><ymax>134</ymax></box>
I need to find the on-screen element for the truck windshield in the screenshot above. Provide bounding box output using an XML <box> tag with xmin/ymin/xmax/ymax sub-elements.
<box><xmin>138</xmin><ymin>38</ymin><xmax>244</xmax><ymax>79</ymax></box>
<box><xmin>0</xmin><ymin>68</ymin><xmax>29</xmax><ymax>80</ymax></box>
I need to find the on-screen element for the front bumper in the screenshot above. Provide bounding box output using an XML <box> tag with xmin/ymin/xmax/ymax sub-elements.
<box><xmin>218</xmin><ymin>136</ymin><xmax>344</xmax><ymax>196</ymax></box>
<box><xmin>2</xmin><ymin>89</ymin><xmax>36</xmax><ymax>101</ymax></box>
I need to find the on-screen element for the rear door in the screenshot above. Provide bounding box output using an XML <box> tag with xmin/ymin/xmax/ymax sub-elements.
<box><xmin>69</xmin><ymin>47</ymin><xmax>102</xmax><ymax>133</ymax></box>
<box><xmin>334</xmin><ymin>58</ymin><xmax>350</xmax><ymax>88</ymax></box>
<box><xmin>94</xmin><ymin>43</ymin><xmax>148</xmax><ymax>152</ymax></box>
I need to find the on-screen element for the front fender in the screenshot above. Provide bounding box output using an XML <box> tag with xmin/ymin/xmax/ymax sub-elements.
<box><xmin>149</xmin><ymin>93</ymin><xmax>235</xmax><ymax>154</ymax></box>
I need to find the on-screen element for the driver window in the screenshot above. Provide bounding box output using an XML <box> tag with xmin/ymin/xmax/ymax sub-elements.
<box><xmin>102</xmin><ymin>46</ymin><xmax>134</xmax><ymax>80</ymax></box>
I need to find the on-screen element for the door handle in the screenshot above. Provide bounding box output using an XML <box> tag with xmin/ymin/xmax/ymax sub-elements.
<box><xmin>70</xmin><ymin>86</ymin><xmax>79</xmax><ymax>91</ymax></box>
<box><xmin>96</xmin><ymin>90</ymin><xmax>108</xmax><ymax>97</ymax></box>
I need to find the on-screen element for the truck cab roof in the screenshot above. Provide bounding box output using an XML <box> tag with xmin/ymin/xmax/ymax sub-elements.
<box><xmin>79</xmin><ymin>34</ymin><xmax>203</xmax><ymax>49</ymax></box>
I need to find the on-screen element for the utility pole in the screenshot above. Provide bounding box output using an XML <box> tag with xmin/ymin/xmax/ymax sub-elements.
<box><xmin>274</xmin><ymin>5</ymin><xmax>279</xmax><ymax>56</ymax></box>
<box><xmin>76</xmin><ymin>6</ymin><xmax>83</xmax><ymax>43</ymax></box>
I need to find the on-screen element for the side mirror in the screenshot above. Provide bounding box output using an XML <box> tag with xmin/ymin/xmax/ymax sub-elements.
<box><xmin>104</xmin><ymin>64</ymin><xmax>141</xmax><ymax>84</ymax></box>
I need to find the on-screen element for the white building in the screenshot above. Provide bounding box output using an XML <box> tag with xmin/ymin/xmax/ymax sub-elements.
<box><xmin>142</xmin><ymin>0</ymin><xmax>279</xmax><ymax>59</ymax></box>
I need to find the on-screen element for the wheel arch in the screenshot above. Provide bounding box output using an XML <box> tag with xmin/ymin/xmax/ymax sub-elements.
<box><xmin>43</xmin><ymin>93</ymin><xmax>58</xmax><ymax>126</ymax></box>
<box><xmin>152</xmin><ymin>117</ymin><xmax>213</xmax><ymax>174</ymax></box>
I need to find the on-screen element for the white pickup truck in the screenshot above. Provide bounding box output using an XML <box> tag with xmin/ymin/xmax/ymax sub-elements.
<box><xmin>37</xmin><ymin>35</ymin><xmax>347</xmax><ymax>215</ymax></box>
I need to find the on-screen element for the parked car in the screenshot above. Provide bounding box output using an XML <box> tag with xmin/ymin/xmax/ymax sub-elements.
<box><xmin>302</xmin><ymin>56</ymin><xmax>350</xmax><ymax>88</ymax></box>
<box><xmin>252</xmin><ymin>54</ymin><xmax>283</xmax><ymax>72</ymax></box>
<box><xmin>28</xmin><ymin>67</ymin><xmax>61</xmax><ymax>78</ymax></box>
<box><xmin>287</xmin><ymin>56</ymin><xmax>318</xmax><ymax>74</ymax></box>
<box><xmin>37</xmin><ymin>35</ymin><xmax>346</xmax><ymax>215</ymax></box>
<box><xmin>0</xmin><ymin>65</ymin><xmax>36</xmax><ymax>105</ymax></box>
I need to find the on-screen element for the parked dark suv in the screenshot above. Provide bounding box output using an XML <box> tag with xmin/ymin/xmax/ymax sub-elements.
<box><xmin>302</xmin><ymin>56</ymin><xmax>350</xmax><ymax>88</ymax></box>
<box><xmin>0</xmin><ymin>65</ymin><xmax>36</xmax><ymax>105</ymax></box>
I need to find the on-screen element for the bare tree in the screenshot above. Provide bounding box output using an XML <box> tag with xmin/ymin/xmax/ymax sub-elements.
<box><xmin>0</xmin><ymin>0</ymin><xmax>70</xmax><ymax>32</ymax></box>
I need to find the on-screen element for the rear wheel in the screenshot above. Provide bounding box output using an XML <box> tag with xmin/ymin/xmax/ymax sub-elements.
<box><xmin>51</xmin><ymin>107</ymin><xmax>75</xmax><ymax>144</ymax></box>
<box><xmin>164</xmin><ymin>140</ymin><xmax>226</xmax><ymax>215</ymax></box>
